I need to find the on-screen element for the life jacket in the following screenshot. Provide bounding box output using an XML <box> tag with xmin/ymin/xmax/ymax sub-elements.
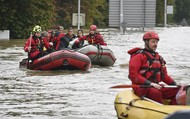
<box><xmin>86</xmin><ymin>33</ymin><xmax>105</xmax><ymax>45</ymax></box>
<box><xmin>128</xmin><ymin>47</ymin><xmax>166</xmax><ymax>83</ymax></box>
<box><xmin>86</xmin><ymin>33</ymin><xmax>97</xmax><ymax>44</ymax></box>
<box><xmin>29</xmin><ymin>35</ymin><xmax>43</xmax><ymax>52</ymax></box>
<box><xmin>53</xmin><ymin>33</ymin><xmax>65</xmax><ymax>50</ymax></box>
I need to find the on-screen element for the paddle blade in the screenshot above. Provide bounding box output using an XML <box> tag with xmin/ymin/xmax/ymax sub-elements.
<box><xmin>110</xmin><ymin>84</ymin><xmax>140</xmax><ymax>88</ymax></box>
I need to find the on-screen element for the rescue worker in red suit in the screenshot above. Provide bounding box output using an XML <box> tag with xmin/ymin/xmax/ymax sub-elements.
<box><xmin>41</xmin><ymin>30</ymin><xmax>54</xmax><ymax>52</ymax></box>
<box><xmin>74</xmin><ymin>25</ymin><xmax>107</xmax><ymax>46</ymax></box>
<box><xmin>53</xmin><ymin>26</ymin><xmax>65</xmax><ymax>50</ymax></box>
<box><xmin>47</xmin><ymin>30</ymin><xmax>54</xmax><ymax>43</ymax></box>
<box><xmin>46</xmin><ymin>30</ymin><xmax>54</xmax><ymax>51</ymax></box>
<box><xmin>24</xmin><ymin>25</ymin><xmax>53</xmax><ymax>61</ymax></box>
<box><xmin>128</xmin><ymin>31</ymin><xmax>181</xmax><ymax>105</ymax></box>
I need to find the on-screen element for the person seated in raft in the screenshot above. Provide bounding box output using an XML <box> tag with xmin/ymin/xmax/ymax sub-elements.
<box><xmin>128</xmin><ymin>31</ymin><xmax>187</xmax><ymax>105</ymax></box>
<box><xmin>24</xmin><ymin>25</ymin><xmax>53</xmax><ymax>61</ymax></box>
<box><xmin>74</xmin><ymin>25</ymin><xmax>107</xmax><ymax>46</ymax></box>
<box><xmin>53</xmin><ymin>26</ymin><xmax>66</xmax><ymax>50</ymax></box>
<box><xmin>57</xmin><ymin>27</ymin><xmax>77</xmax><ymax>50</ymax></box>
<box><xmin>41</xmin><ymin>30</ymin><xmax>54</xmax><ymax>53</ymax></box>
<box><xmin>46</xmin><ymin>30</ymin><xmax>54</xmax><ymax>46</ymax></box>
<box><xmin>71</xmin><ymin>29</ymin><xmax>84</xmax><ymax>49</ymax></box>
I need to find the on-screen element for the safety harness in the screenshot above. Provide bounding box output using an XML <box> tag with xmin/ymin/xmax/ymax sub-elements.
<box><xmin>128</xmin><ymin>48</ymin><xmax>166</xmax><ymax>83</ymax></box>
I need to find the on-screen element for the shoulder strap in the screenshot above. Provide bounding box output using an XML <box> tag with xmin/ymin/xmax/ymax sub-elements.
<box><xmin>142</xmin><ymin>51</ymin><xmax>153</xmax><ymax>67</ymax></box>
<box><xmin>159</xmin><ymin>55</ymin><xmax>166</xmax><ymax>80</ymax></box>
<box><xmin>128</xmin><ymin>47</ymin><xmax>143</xmax><ymax>55</ymax></box>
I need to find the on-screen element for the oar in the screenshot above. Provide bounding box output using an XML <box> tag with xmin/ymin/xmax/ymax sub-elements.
<box><xmin>142</xmin><ymin>96</ymin><xmax>163</xmax><ymax>105</ymax></box>
<box><xmin>110</xmin><ymin>84</ymin><xmax>179</xmax><ymax>89</ymax></box>
<box><xmin>28</xmin><ymin>32</ymin><xmax>32</xmax><ymax>61</ymax></box>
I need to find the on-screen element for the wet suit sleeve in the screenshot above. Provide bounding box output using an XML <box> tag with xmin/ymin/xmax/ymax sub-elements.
<box><xmin>78</xmin><ymin>35</ymin><xmax>86</xmax><ymax>41</ymax></box>
<box><xmin>128</xmin><ymin>54</ymin><xmax>151</xmax><ymax>85</ymax></box>
<box><xmin>24</xmin><ymin>39</ymin><xmax>30</xmax><ymax>52</ymax></box>
<box><xmin>96</xmin><ymin>34</ymin><xmax>107</xmax><ymax>46</ymax></box>
<box><xmin>43</xmin><ymin>37</ymin><xmax>51</xmax><ymax>49</ymax></box>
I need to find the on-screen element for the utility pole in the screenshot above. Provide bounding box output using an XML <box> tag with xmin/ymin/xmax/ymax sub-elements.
<box><xmin>143</xmin><ymin>0</ymin><xmax>146</xmax><ymax>31</ymax></box>
<box><xmin>164</xmin><ymin>0</ymin><xmax>167</xmax><ymax>27</ymax></box>
<box><xmin>77</xmin><ymin>0</ymin><xmax>81</xmax><ymax>30</ymax></box>
<box><xmin>120</xmin><ymin>0</ymin><xmax>123</xmax><ymax>33</ymax></box>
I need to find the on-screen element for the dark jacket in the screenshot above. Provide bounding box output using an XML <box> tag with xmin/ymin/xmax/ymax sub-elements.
<box><xmin>58</xmin><ymin>33</ymin><xmax>77</xmax><ymax>50</ymax></box>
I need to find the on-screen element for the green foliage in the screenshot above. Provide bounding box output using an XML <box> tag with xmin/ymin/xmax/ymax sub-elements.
<box><xmin>174</xmin><ymin>0</ymin><xmax>190</xmax><ymax>25</ymax></box>
<box><xmin>0</xmin><ymin>0</ymin><xmax>108</xmax><ymax>38</ymax></box>
<box><xmin>0</xmin><ymin>0</ymin><xmax>56</xmax><ymax>39</ymax></box>
<box><xmin>156</xmin><ymin>0</ymin><xmax>190</xmax><ymax>25</ymax></box>
<box><xmin>81</xmin><ymin>0</ymin><xmax>108</xmax><ymax>28</ymax></box>
<box><xmin>55</xmin><ymin>0</ymin><xmax>108</xmax><ymax>29</ymax></box>
<box><xmin>156</xmin><ymin>0</ymin><xmax>175</xmax><ymax>26</ymax></box>
<box><xmin>156</xmin><ymin>0</ymin><xmax>164</xmax><ymax>26</ymax></box>
<box><xmin>167</xmin><ymin>0</ymin><xmax>175</xmax><ymax>25</ymax></box>
<box><xmin>0</xmin><ymin>0</ymin><xmax>17</xmax><ymax>30</ymax></box>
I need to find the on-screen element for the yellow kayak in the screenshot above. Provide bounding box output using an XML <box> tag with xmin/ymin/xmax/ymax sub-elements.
<box><xmin>114</xmin><ymin>90</ymin><xmax>190</xmax><ymax>119</ymax></box>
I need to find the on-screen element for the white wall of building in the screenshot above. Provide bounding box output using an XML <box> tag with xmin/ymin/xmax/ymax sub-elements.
<box><xmin>0</xmin><ymin>30</ymin><xmax>10</xmax><ymax>40</ymax></box>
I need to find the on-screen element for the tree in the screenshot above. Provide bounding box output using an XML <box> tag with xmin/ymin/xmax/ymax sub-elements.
<box><xmin>55</xmin><ymin>0</ymin><xmax>108</xmax><ymax>29</ymax></box>
<box><xmin>156</xmin><ymin>0</ymin><xmax>175</xmax><ymax>26</ymax></box>
<box><xmin>81</xmin><ymin>0</ymin><xmax>108</xmax><ymax>28</ymax></box>
<box><xmin>174</xmin><ymin>0</ymin><xmax>190</xmax><ymax>25</ymax></box>
<box><xmin>0</xmin><ymin>0</ymin><xmax>56</xmax><ymax>39</ymax></box>
<box><xmin>0</xmin><ymin>0</ymin><xmax>108</xmax><ymax>39</ymax></box>
<box><xmin>167</xmin><ymin>0</ymin><xmax>175</xmax><ymax>25</ymax></box>
<box><xmin>156</xmin><ymin>0</ymin><xmax>164</xmax><ymax>26</ymax></box>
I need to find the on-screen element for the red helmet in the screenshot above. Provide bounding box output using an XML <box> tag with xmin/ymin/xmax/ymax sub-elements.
<box><xmin>143</xmin><ymin>31</ymin><xmax>159</xmax><ymax>41</ymax></box>
<box><xmin>90</xmin><ymin>25</ymin><xmax>97</xmax><ymax>31</ymax></box>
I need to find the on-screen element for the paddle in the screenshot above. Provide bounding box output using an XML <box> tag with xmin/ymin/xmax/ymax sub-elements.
<box><xmin>27</xmin><ymin>32</ymin><xmax>32</xmax><ymax>64</ymax></box>
<box><xmin>142</xmin><ymin>96</ymin><xmax>163</xmax><ymax>105</ymax></box>
<box><xmin>110</xmin><ymin>84</ymin><xmax>179</xmax><ymax>89</ymax></box>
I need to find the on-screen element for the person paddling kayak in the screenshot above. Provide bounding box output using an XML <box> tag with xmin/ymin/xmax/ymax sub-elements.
<box><xmin>128</xmin><ymin>31</ymin><xmax>186</xmax><ymax>105</ymax></box>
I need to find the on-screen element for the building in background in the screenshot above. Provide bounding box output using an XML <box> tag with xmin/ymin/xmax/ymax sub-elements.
<box><xmin>0</xmin><ymin>30</ymin><xmax>10</xmax><ymax>40</ymax></box>
<box><xmin>109</xmin><ymin>0</ymin><xmax>156</xmax><ymax>29</ymax></box>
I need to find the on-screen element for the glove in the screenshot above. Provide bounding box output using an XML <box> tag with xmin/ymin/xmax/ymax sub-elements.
<box><xmin>24</xmin><ymin>46</ymin><xmax>31</xmax><ymax>52</ymax></box>
<box><xmin>150</xmin><ymin>82</ymin><xmax>162</xmax><ymax>90</ymax></box>
<box><xmin>49</xmin><ymin>42</ymin><xmax>53</xmax><ymax>46</ymax></box>
<box><xmin>158</xmin><ymin>81</ymin><xmax>168</xmax><ymax>87</ymax></box>
<box><xmin>74</xmin><ymin>39</ymin><xmax>79</xmax><ymax>44</ymax></box>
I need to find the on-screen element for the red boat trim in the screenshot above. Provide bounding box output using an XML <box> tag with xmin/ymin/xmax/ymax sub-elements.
<box><xmin>28</xmin><ymin>52</ymin><xmax>90</xmax><ymax>69</ymax></box>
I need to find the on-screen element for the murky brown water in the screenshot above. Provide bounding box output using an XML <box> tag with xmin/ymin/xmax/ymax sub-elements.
<box><xmin>0</xmin><ymin>27</ymin><xmax>190</xmax><ymax>119</ymax></box>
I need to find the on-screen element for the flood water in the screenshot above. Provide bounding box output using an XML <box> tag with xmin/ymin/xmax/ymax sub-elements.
<box><xmin>0</xmin><ymin>27</ymin><xmax>190</xmax><ymax>119</ymax></box>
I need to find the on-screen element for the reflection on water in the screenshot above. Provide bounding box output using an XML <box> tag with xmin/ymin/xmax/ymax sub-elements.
<box><xmin>0</xmin><ymin>27</ymin><xmax>190</xmax><ymax>119</ymax></box>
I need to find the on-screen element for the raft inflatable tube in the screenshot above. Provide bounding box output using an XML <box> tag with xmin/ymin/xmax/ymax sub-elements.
<box><xmin>77</xmin><ymin>45</ymin><xmax>116</xmax><ymax>66</ymax></box>
<box><xmin>114</xmin><ymin>90</ymin><xmax>190</xmax><ymax>119</ymax></box>
<box><xmin>20</xmin><ymin>49</ymin><xmax>91</xmax><ymax>71</ymax></box>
